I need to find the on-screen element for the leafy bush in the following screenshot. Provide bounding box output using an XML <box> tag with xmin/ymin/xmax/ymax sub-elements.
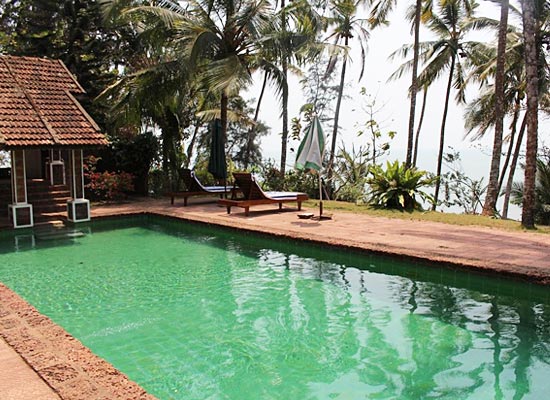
<box><xmin>332</xmin><ymin>144</ymin><xmax>369</xmax><ymax>203</ymax></box>
<box><xmin>336</xmin><ymin>184</ymin><xmax>366</xmax><ymax>203</ymax></box>
<box><xmin>440</xmin><ymin>150</ymin><xmax>486</xmax><ymax>214</ymax></box>
<box><xmin>259</xmin><ymin>160</ymin><xmax>319</xmax><ymax>198</ymax></box>
<box><xmin>366</xmin><ymin>161</ymin><xmax>436</xmax><ymax>210</ymax></box>
<box><xmin>84</xmin><ymin>156</ymin><xmax>135</xmax><ymax>200</ymax></box>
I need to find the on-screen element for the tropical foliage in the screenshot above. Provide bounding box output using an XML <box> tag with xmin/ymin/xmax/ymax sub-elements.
<box><xmin>0</xmin><ymin>0</ymin><xmax>547</xmax><ymax>227</ymax></box>
<box><xmin>366</xmin><ymin>161</ymin><xmax>436</xmax><ymax>211</ymax></box>
<box><xmin>512</xmin><ymin>158</ymin><xmax>550</xmax><ymax>225</ymax></box>
<box><xmin>333</xmin><ymin>144</ymin><xmax>370</xmax><ymax>202</ymax></box>
<box><xmin>441</xmin><ymin>150</ymin><xmax>486</xmax><ymax>215</ymax></box>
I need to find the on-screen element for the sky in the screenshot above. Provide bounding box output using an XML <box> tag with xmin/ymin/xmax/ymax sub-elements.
<box><xmin>242</xmin><ymin>1</ymin><xmax>539</xmax><ymax>219</ymax></box>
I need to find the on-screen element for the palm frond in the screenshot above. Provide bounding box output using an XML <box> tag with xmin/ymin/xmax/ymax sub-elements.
<box><xmin>368</xmin><ymin>0</ymin><xmax>397</xmax><ymax>28</ymax></box>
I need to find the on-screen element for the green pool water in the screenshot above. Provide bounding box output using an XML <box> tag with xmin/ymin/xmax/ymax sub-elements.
<box><xmin>0</xmin><ymin>217</ymin><xmax>549</xmax><ymax>400</ymax></box>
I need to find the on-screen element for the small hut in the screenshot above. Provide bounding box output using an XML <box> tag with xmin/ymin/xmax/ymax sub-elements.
<box><xmin>0</xmin><ymin>55</ymin><xmax>108</xmax><ymax>228</ymax></box>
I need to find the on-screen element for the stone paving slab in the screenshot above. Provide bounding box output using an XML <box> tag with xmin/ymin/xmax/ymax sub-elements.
<box><xmin>0</xmin><ymin>337</ymin><xmax>60</xmax><ymax>400</ymax></box>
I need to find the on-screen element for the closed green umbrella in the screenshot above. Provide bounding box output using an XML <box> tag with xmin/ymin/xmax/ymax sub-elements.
<box><xmin>295</xmin><ymin>116</ymin><xmax>326</xmax><ymax>217</ymax></box>
<box><xmin>208</xmin><ymin>119</ymin><xmax>227</xmax><ymax>196</ymax></box>
<box><xmin>208</xmin><ymin>118</ymin><xmax>227</xmax><ymax>178</ymax></box>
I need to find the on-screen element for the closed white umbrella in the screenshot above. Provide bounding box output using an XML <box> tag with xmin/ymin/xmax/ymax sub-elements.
<box><xmin>295</xmin><ymin>116</ymin><xmax>326</xmax><ymax>218</ymax></box>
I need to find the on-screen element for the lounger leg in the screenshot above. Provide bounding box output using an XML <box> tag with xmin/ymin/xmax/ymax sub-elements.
<box><xmin>245</xmin><ymin>207</ymin><xmax>249</xmax><ymax>216</ymax></box>
<box><xmin>298</xmin><ymin>201</ymin><xmax>302</xmax><ymax>211</ymax></box>
<box><xmin>184</xmin><ymin>197</ymin><xmax>188</xmax><ymax>207</ymax></box>
<box><xmin>279</xmin><ymin>203</ymin><xmax>283</xmax><ymax>211</ymax></box>
<box><xmin>226</xmin><ymin>206</ymin><xmax>231</xmax><ymax>214</ymax></box>
<box><xmin>171</xmin><ymin>196</ymin><xmax>175</xmax><ymax>205</ymax></box>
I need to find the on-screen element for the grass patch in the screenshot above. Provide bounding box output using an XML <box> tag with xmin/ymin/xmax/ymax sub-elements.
<box><xmin>304</xmin><ymin>199</ymin><xmax>550</xmax><ymax>234</ymax></box>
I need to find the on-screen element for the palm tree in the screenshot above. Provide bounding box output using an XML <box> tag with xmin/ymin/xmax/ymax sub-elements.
<box><xmin>520</xmin><ymin>0</ymin><xmax>539</xmax><ymax>228</ymax></box>
<box><xmin>462</xmin><ymin>4</ymin><xmax>550</xmax><ymax>219</ymax></box>
<box><xmin>324</xmin><ymin>0</ymin><xmax>370</xmax><ymax>188</ymax></box>
<box><xmin>111</xmin><ymin>0</ymin><xmax>281</xmax><ymax>162</ymax></box>
<box><xmin>99</xmin><ymin>1</ymin><xmax>197</xmax><ymax>177</ymax></box>
<box><xmin>370</xmin><ymin>0</ymin><xmax>420</xmax><ymax>167</ymax></box>
<box><xmin>406</xmin><ymin>0</ymin><xmax>422</xmax><ymax>168</ymax></box>
<box><xmin>279</xmin><ymin>0</ymin><xmax>290</xmax><ymax>175</ymax></box>
<box><xmin>482</xmin><ymin>0</ymin><xmax>510</xmax><ymax>216</ymax></box>
<box><xmin>262</xmin><ymin>0</ymin><xmax>321</xmax><ymax>174</ymax></box>
<box><xmin>464</xmin><ymin>78</ymin><xmax>526</xmax><ymax>219</ymax></box>
<box><xmin>414</xmin><ymin>0</ymin><xmax>483</xmax><ymax>210</ymax></box>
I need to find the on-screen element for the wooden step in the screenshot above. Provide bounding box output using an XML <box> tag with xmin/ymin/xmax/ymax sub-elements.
<box><xmin>35</xmin><ymin>229</ymin><xmax>86</xmax><ymax>241</ymax></box>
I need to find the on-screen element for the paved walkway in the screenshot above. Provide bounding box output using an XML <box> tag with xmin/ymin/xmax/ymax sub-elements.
<box><xmin>1</xmin><ymin>197</ymin><xmax>550</xmax><ymax>400</ymax></box>
<box><xmin>0</xmin><ymin>337</ymin><xmax>59</xmax><ymax>400</ymax></box>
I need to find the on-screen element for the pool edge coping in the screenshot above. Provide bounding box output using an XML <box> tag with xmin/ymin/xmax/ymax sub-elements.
<box><xmin>0</xmin><ymin>282</ymin><xmax>157</xmax><ymax>400</ymax></box>
<box><xmin>138</xmin><ymin>210</ymin><xmax>550</xmax><ymax>287</ymax></box>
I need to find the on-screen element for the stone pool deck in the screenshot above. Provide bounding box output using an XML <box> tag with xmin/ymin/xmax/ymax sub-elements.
<box><xmin>1</xmin><ymin>196</ymin><xmax>550</xmax><ymax>399</ymax></box>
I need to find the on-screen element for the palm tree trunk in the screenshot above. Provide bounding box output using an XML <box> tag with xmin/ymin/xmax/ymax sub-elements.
<box><xmin>280</xmin><ymin>60</ymin><xmax>289</xmax><ymax>175</ymax></box>
<box><xmin>159</xmin><ymin>110</ymin><xmax>180</xmax><ymax>188</ymax></box>
<box><xmin>244</xmin><ymin>70</ymin><xmax>268</xmax><ymax>169</ymax></box>
<box><xmin>413</xmin><ymin>87</ymin><xmax>428</xmax><ymax>166</ymax></box>
<box><xmin>328</xmin><ymin>35</ymin><xmax>349</xmax><ymax>191</ymax></box>
<box><xmin>220</xmin><ymin>91</ymin><xmax>228</xmax><ymax>180</ymax></box>
<box><xmin>186</xmin><ymin>123</ymin><xmax>201</xmax><ymax>167</ymax></box>
<box><xmin>497</xmin><ymin>101</ymin><xmax>520</xmax><ymax>193</ymax></box>
<box><xmin>279</xmin><ymin>0</ymin><xmax>289</xmax><ymax>176</ymax></box>
<box><xmin>502</xmin><ymin>113</ymin><xmax>527</xmax><ymax>219</ymax></box>
<box><xmin>406</xmin><ymin>0</ymin><xmax>422</xmax><ymax>168</ymax></box>
<box><xmin>520</xmin><ymin>0</ymin><xmax>539</xmax><ymax>228</ymax></box>
<box><xmin>254</xmin><ymin>71</ymin><xmax>268</xmax><ymax>122</ymax></box>
<box><xmin>432</xmin><ymin>55</ymin><xmax>456</xmax><ymax>211</ymax></box>
<box><xmin>482</xmin><ymin>0</ymin><xmax>509</xmax><ymax>216</ymax></box>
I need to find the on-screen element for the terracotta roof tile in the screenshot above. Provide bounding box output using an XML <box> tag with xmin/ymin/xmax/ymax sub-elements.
<box><xmin>0</xmin><ymin>56</ymin><xmax>108</xmax><ymax>149</ymax></box>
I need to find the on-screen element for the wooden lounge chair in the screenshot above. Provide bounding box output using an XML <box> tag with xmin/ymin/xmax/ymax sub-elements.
<box><xmin>167</xmin><ymin>169</ymin><xmax>231</xmax><ymax>206</ymax></box>
<box><xmin>218</xmin><ymin>172</ymin><xmax>308</xmax><ymax>216</ymax></box>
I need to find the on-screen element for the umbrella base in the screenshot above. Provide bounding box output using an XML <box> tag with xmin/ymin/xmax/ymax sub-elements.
<box><xmin>311</xmin><ymin>214</ymin><xmax>332</xmax><ymax>221</ymax></box>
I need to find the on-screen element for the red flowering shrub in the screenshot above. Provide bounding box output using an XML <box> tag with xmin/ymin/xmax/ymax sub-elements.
<box><xmin>84</xmin><ymin>156</ymin><xmax>134</xmax><ymax>200</ymax></box>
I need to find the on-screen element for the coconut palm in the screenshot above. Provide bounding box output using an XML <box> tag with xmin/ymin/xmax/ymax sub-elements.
<box><xmin>405</xmin><ymin>0</ymin><xmax>485</xmax><ymax>210</ymax></box>
<box><xmin>482</xmin><ymin>0</ymin><xmax>510</xmax><ymax>216</ymax></box>
<box><xmin>465</xmin><ymin>1</ymin><xmax>550</xmax><ymax>219</ymax></box>
<box><xmin>370</xmin><ymin>0</ymin><xmax>425</xmax><ymax>168</ymax></box>
<box><xmin>370</xmin><ymin>0</ymin><xmax>474</xmax><ymax>168</ymax></box>
<box><xmin>520</xmin><ymin>0</ymin><xmax>539</xmax><ymax>228</ymax></box>
<box><xmin>323</xmin><ymin>0</ymin><xmax>370</xmax><ymax>188</ymax></box>
<box><xmin>108</xmin><ymin>0</ymin><xmax>283</xmax><ymax>163</ymax></box>
<box><xmin>99</xmin><ymin>1</ymin><xmax>197</xmax><ymax>177</ymax></box>
<box><xmin>260</xmin><ymin>0</ymin><xmax>321</xmax><ymax>174</ymax></box>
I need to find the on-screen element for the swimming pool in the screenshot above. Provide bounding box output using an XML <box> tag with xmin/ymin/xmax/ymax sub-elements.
<box><xmin>0</xmin><ymin>216</ymin><xmax>549</xmax><ymax>399</ymax></box>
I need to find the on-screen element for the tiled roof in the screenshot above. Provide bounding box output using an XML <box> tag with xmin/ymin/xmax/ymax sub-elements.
<box><xmin>0</xmin><ymin>56</ymin><xmax>108</xmax><ymax>148</ymax></box>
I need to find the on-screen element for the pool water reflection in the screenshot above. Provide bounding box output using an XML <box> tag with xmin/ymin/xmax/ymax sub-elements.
<box><xmin>0</xmin><ymin>217</ymin><xmax>549</xmax><ymax>399</ymax></box>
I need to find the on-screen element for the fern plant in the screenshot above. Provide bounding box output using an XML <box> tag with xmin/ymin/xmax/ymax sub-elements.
<box><xmin>367</xmin><ymin>161</ymin><xmax>436</xmax><ymax>210</ymax></box>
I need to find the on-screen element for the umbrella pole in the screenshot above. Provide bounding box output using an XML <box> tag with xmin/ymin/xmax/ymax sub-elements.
<box><xmin>318</xmin><ymin>173</ymin><xmax>323</xmax><ymax>217</ymax></box>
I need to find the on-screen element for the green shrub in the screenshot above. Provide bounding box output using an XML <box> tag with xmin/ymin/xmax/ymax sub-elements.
<box><xmin>335</xmin><ymin>184</ymin><xmax>367</xmax><ymax>203</ymax></box>
<box><xmin>367</xmin><ymin>161</ymin><xmax>436</xmax><ymax>210</ymax></box>
<box><xmin>259</xmin><ymin>160</ymin><xmax>319</xmax><ymax>198</ymax></box>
